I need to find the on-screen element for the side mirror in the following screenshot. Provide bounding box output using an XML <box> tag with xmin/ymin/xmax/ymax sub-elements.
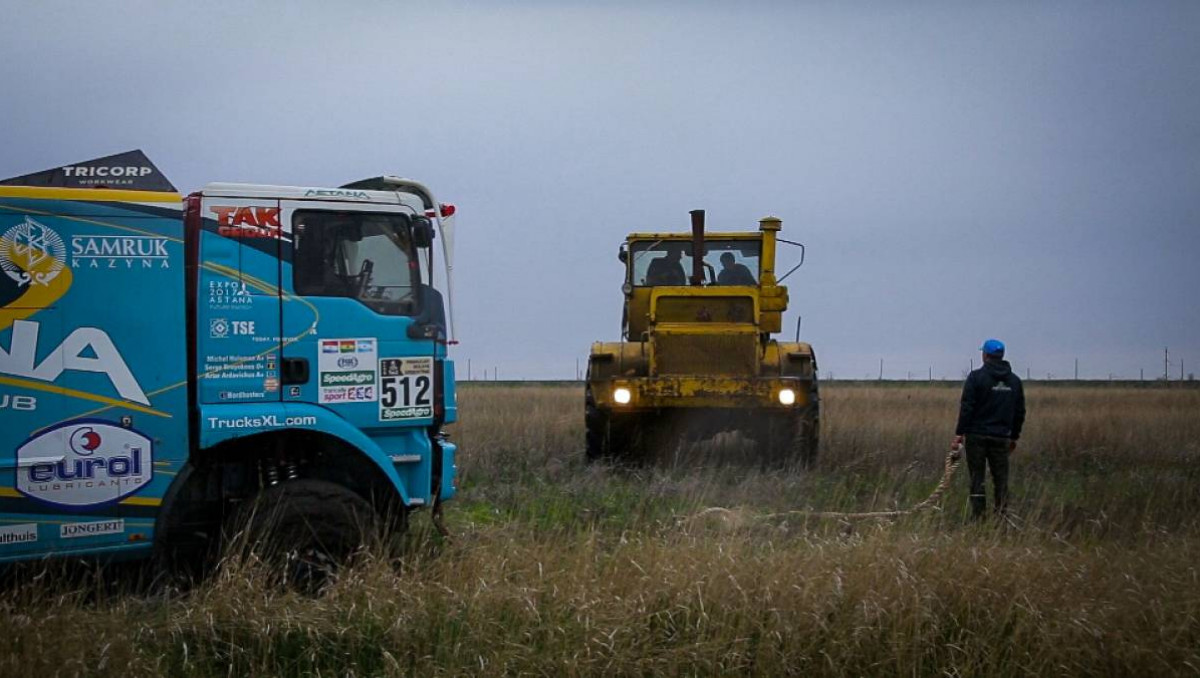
<box><xmin>412</xmin><ymin>217</ymin><xmax>435</xmax><ymax>248</ymax></box>
<box><xmin>618</xmin><ymin>248</ymin><xmax>628</xmax><ymax>263</ymax></box>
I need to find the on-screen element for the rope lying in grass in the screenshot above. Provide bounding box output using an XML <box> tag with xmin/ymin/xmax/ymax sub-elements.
<box><xmin>687</xmin><ymin>448</ymin><xmax>963</xmax><ymax>524</ymax></box>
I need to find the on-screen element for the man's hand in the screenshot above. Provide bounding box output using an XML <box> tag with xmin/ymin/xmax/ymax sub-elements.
<box><xmin>950</xmin><ymin>435</ymin><xmax>964</xmax><ymax>461</ymax></box>
<box><xmin>1009</xmin><ymin>440</ymin><xmax>1018</xmax><ymax>453</ymax></box>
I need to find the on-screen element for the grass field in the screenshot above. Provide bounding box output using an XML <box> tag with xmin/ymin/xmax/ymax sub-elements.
<box><xmin>2</xmin><ymin>383</ymin><xmax>1198</xmax><ymax>676</ymax></box>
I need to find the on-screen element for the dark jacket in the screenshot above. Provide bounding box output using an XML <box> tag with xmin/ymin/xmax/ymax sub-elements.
<box><xmin>717</xmin><ymin>263</ymin><xmax>756</xmax><ymax>286</ymax></box>
<box><xmin>645</xmin><ymin>256</ymin><xmax>686</xmax><ymax>285</ymax></box>
<box><xmin>956</xmin><ymin>359</ymin><xmax>1026</xmax><ymax>440</ymax></box>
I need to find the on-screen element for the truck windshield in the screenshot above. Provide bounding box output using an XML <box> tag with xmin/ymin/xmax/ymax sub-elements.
<box><xmin>630</xmin><ymin>239</ymin><xmax>761</xmax><ymax>287</ymax></box>
<box><xmin>292</xmin><ymin>210</ymin><xmax>418</xmax><ymax>315</ymax></box>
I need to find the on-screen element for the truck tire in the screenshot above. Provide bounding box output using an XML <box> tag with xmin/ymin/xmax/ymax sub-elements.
<box><xmin>231</xmin><ymin>479</ymin><xmax>377</xmax><ymax>589</ymax></box>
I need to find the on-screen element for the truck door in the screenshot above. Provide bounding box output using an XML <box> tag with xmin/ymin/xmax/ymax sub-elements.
<box><xmin>196</xmin><ymin>198</ymin><xmax>283</xmax><ymax>404</ymax></box>
<box><xmin>279</xmin><ymin>201</ymin><xmax>436</xmax><ymax>440</ymax></box>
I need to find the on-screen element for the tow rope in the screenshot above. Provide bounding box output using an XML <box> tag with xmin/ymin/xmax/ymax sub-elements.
<box><xmin>685</xmin><ymin>447</ymin><xmax>963</xmax><ymax>525</ymax></box>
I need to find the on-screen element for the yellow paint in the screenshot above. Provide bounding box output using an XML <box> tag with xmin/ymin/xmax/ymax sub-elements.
<box><xmin>0</xmin><ymin>375</ymin><xmax>171</xmax><ymax>417</ymax></box>
<box><xmin>0</xmin><ymin>240</ymin><xmax>74</xmax><ymax>332</ymax></box>
<box><xmin>0</xmin><ymin>514</ymin><xmax>155</xmax><ymax>528</ymax></box>
<box><xmin>0</xmin><ymin>485</ymin><xmax>160</xmax><ymax>508</ymax></box>
<box><xmin>591</xmin><ymin>216</ymin><xmax>816</xmax><ymax>410</ymax></box>
<box><xmin>0</xmin><ymin>186</ymin><xmax>180</xmax><ymax>203</ymax></box>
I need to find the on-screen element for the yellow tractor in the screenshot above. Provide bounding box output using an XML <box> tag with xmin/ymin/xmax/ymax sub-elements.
<box><xmin>586</xmin><ymin>210</ymin><xmax>819</xmax><ymax>466</ymax></box>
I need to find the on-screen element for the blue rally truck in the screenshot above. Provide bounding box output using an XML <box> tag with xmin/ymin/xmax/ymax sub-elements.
<box><xmin>0</xmin><ymin>151</ymin><xmax>458</xmax><ymax>572</ymax></box>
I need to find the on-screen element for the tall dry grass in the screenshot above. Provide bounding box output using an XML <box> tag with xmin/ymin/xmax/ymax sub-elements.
<box><xmin>1</xmin><ymin>383</ymin><xmax>1197</xmax><ymax>677</ymax></box>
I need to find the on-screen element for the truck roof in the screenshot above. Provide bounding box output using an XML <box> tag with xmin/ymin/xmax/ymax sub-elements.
<box><xmin>200</xmin><ymin>177</ymin><xmax>441</xmax><ymax>211</ymax></box>
<box><xmin>199</xmin><ymin>182</ymin><xmax>416</xmax><ymax>204</ymax></box>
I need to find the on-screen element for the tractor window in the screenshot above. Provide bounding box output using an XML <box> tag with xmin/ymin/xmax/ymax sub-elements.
<box><xmin>630</xmin><ymin>239</ymin><xmax>760</xmax><ymax>286</ymax></box>
<box><xmin>706</xmin><ymin>240</ymin><xmax>760</xmax><ymax>286</ymax></box>
<box><xmin>292</xmin><ymin>210</ymin><xmax>418</xmax><ymax>316</ymax></box>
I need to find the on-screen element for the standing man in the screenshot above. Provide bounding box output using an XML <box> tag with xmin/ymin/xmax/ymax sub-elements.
<box><xmin>952</xmin><ymin>338</ymin><xmax>1026</xmax><ymax>519</ymax></box>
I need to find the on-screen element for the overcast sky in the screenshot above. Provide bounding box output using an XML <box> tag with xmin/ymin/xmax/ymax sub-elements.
<box><xmin>3</xmin><ymin>1</ymin><xmax>1197</xmax><ymax>380</ymax></box>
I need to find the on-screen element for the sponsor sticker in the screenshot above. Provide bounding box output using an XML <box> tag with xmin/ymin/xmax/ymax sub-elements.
<box><xmin>210</xmin><ymin>206</ymin><xmax>283</xmax><ymax>239</ymax></box>
<box><xmin>71</xmin><ymin>235</ymin><xmax>170</xmax><ymax>271</ymax></box>
<box><xmin>60</xmin><ymin>519</ymin><xmax>124</xmax><ymax>539</ymax></box>
<box><xmin>0</xmin><ymin>217</ymin><xmax>67</xmax><ymax>288</ymax></box>
<box><xmin>16</xmin><ymin>420</ymin><xmax>154</xmax><ymax>508</ymax></box>
<box><xmin>379</xmin><ymin>357</ymin><xmax>435</xmax><ymax>421</ymax></box>
<box><xmin>206</xmin><ymin>414</ymin><xmax>317</xmax><ymax>430</ymax></box>
<box><xmin>210</xmin><ymin>320</ymin><xmax>258</xmax><ymax>337</ymax></box>
<box><xmin>0</xmin><ymin>523</ymin><xmax>38</xmax><ymax>546</ymax></box>
<box><xmin>218</xmin><ymin>390</ymin><xmax>267</xmax><ymax>400</ymax></box>
<box><xmin>318</xmin><ymin>338</ymin><xmax>377</xmax><ymax>403</ymax></box>
<box><xmin>304</xmin><ymin>189</ymin><xmax>369</xmax><ymax>199</ymax></box>
<box><xmin>0</xmin><ymin>393</ymin><xmax>37</xmax><ymax>411</ymax></box>
<box><xmin>1</xmin><ymin>319</ymin><xmax>149</xmax><ymax>406</ymax></box>
<box><xmin>207</xmin><ymin>280</ymin><xmax>251</xmax><ymax>310</ymax></box>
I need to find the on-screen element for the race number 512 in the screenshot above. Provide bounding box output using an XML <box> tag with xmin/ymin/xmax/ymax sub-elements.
<box><xmin>380</xmin><ymin>358</ymin><xmax>434</xmax><ymax>421</ymax></box>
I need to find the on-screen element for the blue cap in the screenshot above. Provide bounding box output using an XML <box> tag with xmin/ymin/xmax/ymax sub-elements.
<box><xmin>981</xmin><ymin>339</ymin><xmax>1005</xmax><ymax>357</ymax></box>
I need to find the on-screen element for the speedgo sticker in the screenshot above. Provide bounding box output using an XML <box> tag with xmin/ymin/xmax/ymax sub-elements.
<box><xmin>380</xmin><ymin>357</ymin><xmax>434</xmax><ymax>421</ymax></box>
<box><xmin>16</xmin><ymin>420</ymin><xmax>154</xmax><ymax>508</ymax></box>
<box><xmin>0</xmin><ymin>523</ymin><xmax>38</xmax><ymax>546</ymax></box>
<box><xmin>318</xmin><ymin>338</ymin><xmax>377</xmax><ymax>403</ymax></box>
<box><xmin>60</xmin><ymin>519</ymin><xmax>124</xmax><ymax>539</ymax></box>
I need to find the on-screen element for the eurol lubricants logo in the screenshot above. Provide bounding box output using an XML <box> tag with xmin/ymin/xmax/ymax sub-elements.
<box><xmin>16</xmin><ymin>420</ymin><xmax>154</xmax><ymax>508</ymax></box>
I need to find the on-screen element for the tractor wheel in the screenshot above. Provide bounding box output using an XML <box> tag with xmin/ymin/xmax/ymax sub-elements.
<box><xmin>585</xmin><ymin>412</ymin><xmax>611</xmax><ymax>462</ymax></box>
<box><xmin>585</xmin><ymin>388</ymin><xmax>613</xmax><ymax>462</ymax></box>
<box><xmin>793</xmin><ymin>408</ymin><xmax>820</xmax><ymax>468</ymax></box>
<box><xmin>230</xmin><ymin>479</ymin><xmax>376</xmax><ymax>590</ymax></box>
<box><xmin>754</xmin><ymin>415</ymin><xmax>797</xmax><ymax>467</ymax></box>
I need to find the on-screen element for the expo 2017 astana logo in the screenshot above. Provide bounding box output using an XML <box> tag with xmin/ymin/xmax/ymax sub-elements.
<box><xmin>0</xmin><ymin>216</ymin><xmax>66</xmax><ymax>287</ymax></box>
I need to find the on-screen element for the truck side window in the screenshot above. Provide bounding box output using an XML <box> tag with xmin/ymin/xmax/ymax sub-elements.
<box><xmin>292</xmin><ymin>210</ymin><xmax>418</xmax><ymax>316</ymax></box>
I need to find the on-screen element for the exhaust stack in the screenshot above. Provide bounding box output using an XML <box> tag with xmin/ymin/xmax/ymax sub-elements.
<box><xmin>689</xmin><ymin>209</ymin><xmax>705</xmax><ymax>286</ymax></box>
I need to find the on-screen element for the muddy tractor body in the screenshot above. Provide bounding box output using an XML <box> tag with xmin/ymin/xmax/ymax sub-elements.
<box><xmin>586</xmin><ymin>211</ymin><xmax>819</xmax><ymax>465</ymax></box>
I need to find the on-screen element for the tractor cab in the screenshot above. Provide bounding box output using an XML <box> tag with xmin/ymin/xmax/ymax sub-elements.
<box><xmin>618</xmin><ymin>213</ymin><xmax>789</xmax><ymax>341</ymax></box>
<box><xmin>587</xmin><ymin>210</ymin><xmax>819</xmax><ymax>466</ymax></box>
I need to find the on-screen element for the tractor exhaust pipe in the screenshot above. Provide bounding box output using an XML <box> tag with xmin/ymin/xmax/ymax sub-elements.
<box><xmin>689</xmin><ymin>209</ymin><xmax>705</xmax><ymax>286</ymax></box>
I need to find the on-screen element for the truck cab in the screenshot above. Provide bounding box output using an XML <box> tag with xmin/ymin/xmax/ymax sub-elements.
<box><xmin>0</xmin><ymin>153</ymin><xmax>458</xmax><ymax>573</ymax></box>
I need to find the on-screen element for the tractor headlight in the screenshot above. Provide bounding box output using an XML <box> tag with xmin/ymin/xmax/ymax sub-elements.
<box><xmin>613</xmin><ymin>387</ymin><xmax>632</xmax><ymax>404</ymax></box>
<box><xmin>778</xmin><ymin>388</ymin><xmax>797</xmax><ymax>405</ymax></box>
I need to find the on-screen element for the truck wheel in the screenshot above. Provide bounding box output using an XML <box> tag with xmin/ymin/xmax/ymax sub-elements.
<box><xmin>231</xmin><ymin>479</ymin><xmax>376</xmax><ymax>590</ymax></box>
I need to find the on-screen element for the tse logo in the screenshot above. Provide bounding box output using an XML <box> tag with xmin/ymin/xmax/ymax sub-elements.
<box><xmin>232</xmin><ymin>321</ymin><xmax>255</xmax><ymax>336</ymax></box>
<box><xmin>211</xmin><ymin>206</ymin><xmax>282</xmax><ymax>239</ymax></box>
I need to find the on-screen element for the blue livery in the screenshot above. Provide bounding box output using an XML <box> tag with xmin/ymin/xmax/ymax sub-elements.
<box><xmin>0</xmin><ymin>165</ymin><xmax>458</xmax><ymax>565</ymax></box>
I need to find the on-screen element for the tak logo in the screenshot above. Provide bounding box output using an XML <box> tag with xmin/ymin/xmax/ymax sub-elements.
<box><xmin>211</xmin><ymin>206</ymin><xmax>282</xmax><ymax>239</ymax></box>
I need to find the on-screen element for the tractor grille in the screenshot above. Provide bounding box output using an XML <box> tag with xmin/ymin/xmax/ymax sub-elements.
<box><xmin>655</xmin><ymin>296</ymin><xmax>755</xmax><ymax>324</ymax></box>
<box><xmin>652</xmin><ymin>331</ymin><xmax>759</xmax><ymax>376</ymax></box>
